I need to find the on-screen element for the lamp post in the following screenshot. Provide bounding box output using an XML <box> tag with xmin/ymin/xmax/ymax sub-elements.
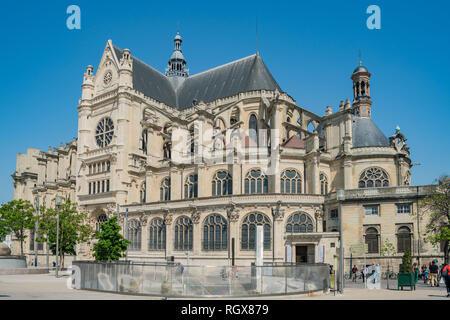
<box><xmin>125</xmin><ymin>208</ymin><xmax>129</xmax><ymax>261</ymax></box>
<box><xmin>55</xmin><ymin>196</ymin><xmax>61</xmax><ymax>278</ymax></box>
<box><xmin>34</xmin><ymin>195</ymin><xmax>39</xmax><ymax>267</ymax></box>
<box><xmin>337</xmin><ymin>189</ymin><xmax>345</xmax><ymax>294</ymax></box>
<box><xmin>163</xmin><ymin>211</ymin><xmax>168</xmax><ymax>260</ymax></box>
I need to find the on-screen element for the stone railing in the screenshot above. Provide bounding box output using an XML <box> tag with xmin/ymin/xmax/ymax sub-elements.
<box><xmin>325</xmin><ymin>185</ymin><xmax>431</xmax><ymax>202</ymax></box>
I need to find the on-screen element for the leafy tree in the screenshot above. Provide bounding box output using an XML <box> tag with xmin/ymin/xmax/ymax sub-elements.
<box><xmin>381</xmin><ymin>239</ymin><xmax>396</xmax><ymax>271</ymax></box>
<box><xmin>37</xmin><ymin>197</ymin><xmax>92</xmax><ymax>269</ymax></box>
<box><xmin>93</xmin><ymin>216</ymin><xmax>130</xmax><ymax>261</ymax></box>
<box><xmin>0</xmin><ymin>199</ymin><xmax>36</xmax><ymax>255</ymax></box>
<box><xmin>419</xmin><ymin>175</ymin><xmax>450</xmax><ymax>264</ymax></box>
<box><xmin>400</xmin><ymin>248</ymin><xmax>413</xmax><ymax>274</ymax></box>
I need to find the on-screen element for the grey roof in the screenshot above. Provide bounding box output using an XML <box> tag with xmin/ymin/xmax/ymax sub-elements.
<box><xmin>352</xmin><ymin>115</ymin><xmax>390</xmax><ymax>148</ymax></box>
<box><xmin>113</xmin><ymin>45</ymin><xmax>281</xmax><ymax>110</ymax></box>
<box><xmin>353</xmin><ymin>65</ymin><xmax>369</xmax><ymax>73</ymax></box>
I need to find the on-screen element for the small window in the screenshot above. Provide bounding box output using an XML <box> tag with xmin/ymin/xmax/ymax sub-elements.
<box><xmin>330</xmin><ymin>209</ymin><xmax>338</xmax><ymax>220</ymax></box>
<box><xmin>364</xmin><ymin>205</ymin><xmax>379</xmax><ymax>216</ymax></box>
<box><xmin>397</xmin><ymin>204</ymin><xmax>411</xmax><ymax>214</ymax></box>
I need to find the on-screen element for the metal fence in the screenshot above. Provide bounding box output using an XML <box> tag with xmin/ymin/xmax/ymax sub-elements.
<box><xmin>72</xmin><ymin>261</ymin><xmax>330</xmax><ymax>297</ymax></box>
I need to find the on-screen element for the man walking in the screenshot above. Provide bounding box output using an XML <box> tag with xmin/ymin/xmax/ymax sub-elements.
<box><xmin>442</xmin><ymin>262</ymin><xmax>450</xmax><ymax>298</ymax></box>
<box><xmin>430</xmin><ymin>260</ymin><xmax>439</xmax><ymax>287</ymax></box>
<box><xmin>352</xmin><ymin>265</ymin><xmax>358</xmax><ymax>282</ymax></box>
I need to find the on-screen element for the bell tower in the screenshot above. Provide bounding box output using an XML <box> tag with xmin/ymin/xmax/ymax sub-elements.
<box><xmin>351</xmin><ymin>57</ymin><xmax>372</xmax><ymax>118</ymax></box>
<box><xmin>165</xmin><ymin>32</ymin><xmax>189</xmax><ymax>77</ymax></box>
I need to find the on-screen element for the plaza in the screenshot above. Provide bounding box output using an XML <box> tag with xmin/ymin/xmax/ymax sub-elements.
<box><xmin>0</xmin><ymin>273</ymin><xmax>447</xmax><ymax>300</ymax></box>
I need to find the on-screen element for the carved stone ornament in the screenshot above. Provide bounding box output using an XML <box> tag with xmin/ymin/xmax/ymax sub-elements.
<box><xmin>191</xmin><ymin>209</ymin><xmax>201</xmax><ymax>224</ymax></box>
<box><xmin>140</xmin><ymin>214</ymin><xmax>149</xmax><ymax>226</ymax></box>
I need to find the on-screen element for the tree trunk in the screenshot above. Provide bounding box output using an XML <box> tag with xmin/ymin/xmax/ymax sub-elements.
<box><xmin>445</xmin><ymin>240</ymin><xmax>449</xmax><ymax>264</ymax></box>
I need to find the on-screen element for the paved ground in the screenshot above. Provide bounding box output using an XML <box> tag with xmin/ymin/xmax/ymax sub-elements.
<box><xmin>0</xmin><ymin>273</ymin><xmax>448</xmax><ymax>300</ymax></box>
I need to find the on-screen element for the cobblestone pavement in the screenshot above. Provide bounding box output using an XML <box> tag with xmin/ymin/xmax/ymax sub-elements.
<box><xmin>0</xmin><ymin>273</ymin><xmax>448</xmax><ymax>300</ymax></box>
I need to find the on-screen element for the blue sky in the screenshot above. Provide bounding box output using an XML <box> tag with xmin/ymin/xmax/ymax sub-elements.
<box><xmin>0</xmin><ymin>0</ymin><xmax>449</xmax><ymax>204</ymax></box>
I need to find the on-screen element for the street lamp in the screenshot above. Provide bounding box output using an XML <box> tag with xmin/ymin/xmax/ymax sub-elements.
<box><xmin>337</xmin><ymin>189</ymin><xmax>345</xmax><ymax>294</ymax></box>
<box><xmin>34</xmin><ymin>195</ymin><xmax>39</xmax><ymax>267</ymax></box>
<box><xmin>55</xmin><ymin>196</ymin><xmax>61</xmax><ymax>278</ymax></box>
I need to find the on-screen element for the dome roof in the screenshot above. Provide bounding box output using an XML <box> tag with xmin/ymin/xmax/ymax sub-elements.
<box><xmin>352</xmin><ymin>115</ymin><xmax>390</xmax><ymax>148</ymax></box>
<box><xmin>353</xmin><ymin>65</ymin><xmax>369</xmax><ymax>73</ymax></box>
<box><xmin>174</xmin><ymin>33</ymin><xmax>182</xmax><ymax>41</ymax></box>
<box><xmin>170</xmin><ymin>50</ymin><xmax>185</xmax><ymax>60</ymax></box>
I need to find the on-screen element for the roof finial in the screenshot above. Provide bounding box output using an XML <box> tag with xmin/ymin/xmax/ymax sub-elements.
<box><xmin>256</xmin><ymin>14</ymin><xmax>259</xmax><ymax>55</ymax></box>
<box><xmin>358</xmin><ymin>49</ymin><xmax>362</xmax><ymax>66</ymax></box>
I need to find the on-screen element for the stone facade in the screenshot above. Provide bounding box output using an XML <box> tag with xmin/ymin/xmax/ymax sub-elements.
<box><xmin>11</xmin><ymin>34</ymin><xmax>443</xmax><ymax>271</ymax></box>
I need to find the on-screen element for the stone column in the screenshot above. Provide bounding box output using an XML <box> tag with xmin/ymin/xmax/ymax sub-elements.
<box><xmin>140</xmin><ymin>214</ymin><xmax>149</xmax><ymax>252</ymax></box>
<box><xmin>163</xmin><ymin>211</ymin><xmax>173</xmax><ymax>258</ymax></box>
<box><xmin>191</xmin><ymin>209</ymin><xmax>201</xmax><ymax>256</ymax></box>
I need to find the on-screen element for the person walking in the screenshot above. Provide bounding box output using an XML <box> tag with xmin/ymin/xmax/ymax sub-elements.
<box><xmin>413</xmin><ymin>263</ymin><xmax>420</xmax><ymax>283</ymax></box>
<box><xmin>442</xmin><ymin>262</ymin><xmax>450</xmax><ymax>298</ymax></box>
<box><xmin>352</xmin><ymin>265</ymin><xmax>358</xmax><ymax>282</ymax></box>
<box><xmin>362</xmin><ymin>265</ymin><xmax>368</xmax><ymax>284</ymax></box>
<box><xmin>424</xmin><ymin>265</ymin><xmax>430</xmax><ymax>284</ymax></box>
<box><xmin>430</xmin><ymin>261</ymin><xmax>439</xmax><ymax>287</ymax></box>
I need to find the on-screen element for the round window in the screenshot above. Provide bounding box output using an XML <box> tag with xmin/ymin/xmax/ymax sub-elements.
<box><xmin>95</xmin><ymin>118</ymin><xmax>114</xmax><ymax>148</ymax></box>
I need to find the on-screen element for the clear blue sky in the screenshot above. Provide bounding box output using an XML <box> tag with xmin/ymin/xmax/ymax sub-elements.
<box><xmin>0</xmin><ymin>0</ymin><xmax>449</xmax><ymax>204</ymax></box>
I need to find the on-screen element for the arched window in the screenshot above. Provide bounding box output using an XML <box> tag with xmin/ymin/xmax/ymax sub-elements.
<box><xmin>96</xmin><ymin>214</ymin><xmax>108</xmax><ymax>232</ymax></box>
<box><xmin>140</xmin><ymin>182</ymin><xmax>146</xmax><ymax>203</ymax></box>
<box><xmin>404</xmin><ymin>170</ymin><xmax>411</xmax><ymax>186</ymax></box>
<box><xmin>189</xmin><ymin>126</ymin><xmax>195</xmax><ymax>154</ymax></box>
<box><xmin>127</xmin><ymin>220</ymin><xmax>142</xmax><ymax>251</ymax></box>
<box><xmin>203</xmin><ymin>214</ymin><xmax>228</xmax><ymax>251</ymax></box>
<box><xmin>148</xmin><ymin>218</ymin><xmax>166</xmax><ymax>251</ymax></box>
<box><xmin>358</xmin><ymin>167</ymin><xmax>389</xmax><ymax>188</ymax></box>
<box><xmin>365</xmin><ymin>227</ymin><xmax>379</xmax><ymax>254</ymax></box>
<box><xmin>160</xmin><ymin>177</ymin><xmax>171</xmax><ymax>201</ymax></box>
<box><xmin>212</xmin><ymin>171</ymin><xmax>232</xmax><ymax>196</ymax></box>
<box><xmin>241</xmin><ymin>213</ymin><xmax>271</xmax><ymax>250</ymax></box>
<box><xmin>397</xmin><ymin>226</ymin><xmax>412</xmax><ymax>253</ymax></box>
<box><xmin>285</xmin><ymin>212</ymin><xmax>314</xmax><ymax>233</ymax></box>
<box><xmin>245</xmin><ymin>169</ymin><xmax>268</xmax><ymax>194</ymax></box>
<box><xmin>184</xmin><ymin>174</ymin><xmax>198</xmax><ymax>199</ymax></box>
<box><xmin>174</xmin><ymin>216</ymin><xmax>193</xmax><ymax>251</ymax></box>
<box><xmin>320</xmin><ymin>173</ymin><xmax>328</xmax><ymax>195</ymax></box>
<box><xmin>361</xmin><ymin>81</ymin><xmax>366</xmax><ymax>96</ymax></box>
<box><xmin>141</xmin><ymin>129</ymin><xmax>148</xmax><ymax>154</ymax></box>
<box><xmin>249</xmin><ymin>114</ymin><xmax>258</xmax><ymax>144</ymax></box>
<box><xmin>280</xmin><ymin>169</ymin><xmax>302</xmax><ymax>194</ymax></box>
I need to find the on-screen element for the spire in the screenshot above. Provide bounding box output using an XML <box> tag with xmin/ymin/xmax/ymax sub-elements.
<box><xmin>165</xmin><ymin>32</ymin><xmax>189</xmax><ymax>77</ymax></box>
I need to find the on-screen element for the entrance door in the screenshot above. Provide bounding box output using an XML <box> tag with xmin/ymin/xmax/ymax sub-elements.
<box><xmin>295</xmin><ymin>245</ymin><xmax>308</xmax><ymax>263</ymax></box>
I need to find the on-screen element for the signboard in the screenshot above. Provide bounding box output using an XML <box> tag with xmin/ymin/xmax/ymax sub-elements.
<box><xmin>318</xmin><ymin>245</ymin><xmax>325</xmax><ymax>263</ymax></box>
<box><xmin>350</xmin><ymin>243</ymin><xmax>368</xmax><ymax>255</ymax></box>
<box><xmin>286</xmin><ymin>245</ymin><xmax>292</xmax><ymax>263</ymax></box>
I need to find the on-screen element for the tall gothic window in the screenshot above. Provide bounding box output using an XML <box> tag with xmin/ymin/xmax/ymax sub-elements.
<box><xmin>212</xmin><ymin>171</ymin><xmax>232</xmax><ymax>196</ymax></box>
<box><xmin>184</xmin><ymin>174</ymin><xmax>198</xmax><ymax>199</ymax></box>
<box><xmin>397</xmin><ymin>226</ymin><xmax>412</xmax><ymax>253</ymax></box>
<box><xmin>244</xmin><ymin>169</ymin><xmax>268</xmax><ymax>194</ymax></box>
<box><xmin>365</xmin><ymin>227</ymin><xmax>379</xmax><ymax>254</ymax></box>
<box><xmin>141</xmin><ymin>129</ymin><xmax>148</xmax><ymax>155</ymax></box>
<box><xmin>203</xmin><ymin>214</ymin><xmax>228</xmax><ymax>251</ymax></box>
<box><xmin>249</xmin><ymin>114</ymin><xmax>258</xmax><ymax>144</ymax></box>
<box><xmin>280</xmin><ymin>169</ymin><xmax>302</xmax><ymax>194</ymax></box>
<box><xmin>127</xmin><ymin>220</ymin><xmax>142</xmax><ymax>251</ymax></box>
<box><xmin>241</xmin><ymin>213</ymin><xmax>271</xmax><ymax>250</ymax></box>
<box><xmin>358</xmin><ymin>167</ymin><xmax>389</xmax><ymax>188</ymax></box>
<box><xmin>96</xmin><ymin>214</ymin><xmax>108</xmax><ymax>232</ymax></box>
<box><xmin>320</xmin><ymin>173</ymin><xmax>328</xmax><ymax>195</ymax></box>
<box><xmin>140</xmin><ymin>182</ymin><xmax>146</xmax><ymax>203</ymax></box>
<box><xmin>174</xmin><ymin>216</ymin><xmax>193</xmax><ymax>251</ymax></box>
<box><xmin>160</xmin><ymin>177</ymin><xmax>171</xmax><ymax>201</ymax></box>
<box><xmin>285</xmin><ymin>212</ymin><xmax>314</xmax><ymax>233</ymax></box>
<box><xmin>95</xmin><ymin>117</ymin><xmax>114</xmax><ymax>148</ymax></box>
<box><xmin>148</xmin><ymin>218</ymin><xmax>166</xmax><ymax>251</ymax></box>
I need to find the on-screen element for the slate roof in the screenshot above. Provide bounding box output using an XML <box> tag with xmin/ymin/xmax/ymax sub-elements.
<box><xmin>113</xmin><ymin>45</ymin><xmax>281</xmax><ymax>110</ymax></box>
<box><xmin>282</xmin><ymin>135</ymin><xmax>305</xmax><ymax>149</ymax></box>
<box><xmin>352</xmin><ymin>115</ymin><xmax>390</xmax><ymax>147</ymax></box>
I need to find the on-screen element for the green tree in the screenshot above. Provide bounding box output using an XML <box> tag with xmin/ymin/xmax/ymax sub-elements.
<box><xmin>93</xmin><ymin>216</ymin><xmax>130</xmax><ymax>261</ymax></box>
<box><xmin>381</xmin><ymin>239</ymin><xmax>396</xmax><ymax>271</ymax></box>
<box><xmin>419</xmin><ymin>175</ymin><xmax>450</xmax><ymax>264</ymax></box>
<box><xmin>37</xmin><ymin>198</ymin><xmax>92</xmax><ymax>269</ymax></box>
<box><xmin>400</xmin><ymin>248</ymin><xmax>413</xmax><ymax>274</ymax></box>
<box><xmin>0</xmin><ymin>199</ymin><xmax>36</xmax><ymax>255</ymax></box>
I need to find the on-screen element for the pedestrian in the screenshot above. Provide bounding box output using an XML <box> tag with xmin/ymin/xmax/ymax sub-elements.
<box><xmin>330</xmin><ymin>265</ymin><xmax>334</xmax><ymax>275</ymax></box>
<box><xmin>442</xmin><ymin>262</ymin><xmax>450</xmax><ymax>298</ymax></box>
<box><xmin>362</xmin><ymin>265</ymin><xmax>367</xmax><ymax>283</ymax></box>
<box><xmin>413</xmin><ymin>263</ymin><xmax>419</xmax><ymax>283</ymax></box>
<box><xmin>424</xmin><ymin>265</ymin><xmax>430</xmax><ymax>284</ymax></box>
<box><xmin>421</xmin><ymin>264</ymin><xmax>426</xmax><ymax>280</ymax></box>
<box><xmin>375</xmin><ymin>264</ymin><xmax>381</xmax><ymax>283</ymax></box>
<box><xmin>352</xmin><ymin>265</ymin><xmax>358</xmax><ymax>282</ymax></box>
<box><xmin>430</xmin><ymin>260</ymin><xmax>439</xmax><ymax>287</ymax></box>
